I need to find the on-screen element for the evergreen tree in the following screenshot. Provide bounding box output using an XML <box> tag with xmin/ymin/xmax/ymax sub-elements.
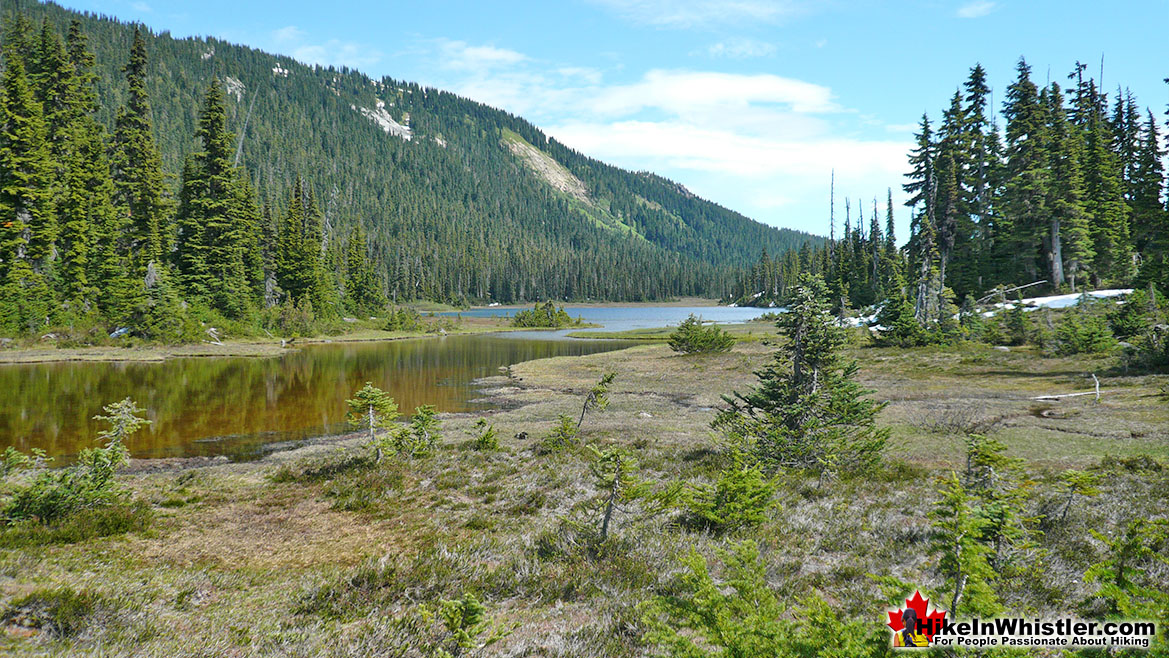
<box><xmin>714</xmin><ymin>274</ymin><xmax>887</xmax><ymax>475</ymax></box>
<box><xmin>344</xmin><ymin>222</ymin><xmax>383</xmax><ymax>313</ymax></box>
<box><xmin>1131</xmin><ymin>109</ymin><xmax>1166</xmax><ymax>282</ymax></box>
<box><xmin>110</xmin><ymin>27</ymin><xmax>168</xmax><ymax>269</ymax></box>
<box><xmin>175</xmin><ymin>78</ymin><xmax>260</xmax><ymax>317</ymax></box>
<box><xmin>1044</xmin><ymin>82</ymin><xmax>1093</xmax><ymax>289</ymax></box>
<box><xmin>1000</xmin><ymin>58</ymin><xmax>1049</xmax><ymax>286</ymax></box>
<box><xmin>0</xmin><ymin>47</ymin><xmax>57</xmax><ymax>333</ymax></box>
<box><xmin>1083</xmin><ymin>104</ymin><xmax>1133</xmax><ymax>285</ymax></box>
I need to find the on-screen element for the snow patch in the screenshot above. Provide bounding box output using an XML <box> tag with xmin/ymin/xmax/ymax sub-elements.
<box><xmin>356</xmin><ymin>99</ymin><xmax>412</xmax><ymax>140</ymax></box>
<box><xmin>201</xmin><ymin>46</ymin><xmax>214</xmax><ymax>61</ymax></box>
<box><xmin>433</xmin><ymin>135</ymin><xmax>447</xmax><ymax>148</ymax></box>
<box><xmin>981</xmin><ymin>289</ymin><xmax>1132</xmax><ymax>317</ymax></box>
<box><xmin>224</xmin><ymin>76</ymin><xmax>245</xmax><ymax>102</ymax></box>
<box><xmin>272</xmin><ymin>64</ymin><xmax>290</xmax><ymax>77</ymax></box>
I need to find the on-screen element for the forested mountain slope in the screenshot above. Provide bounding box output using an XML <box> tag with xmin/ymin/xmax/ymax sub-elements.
<box><xmin>4</xmin><ymin>0</ymin><xmax>819</xmax><ymax>306</ymax></box>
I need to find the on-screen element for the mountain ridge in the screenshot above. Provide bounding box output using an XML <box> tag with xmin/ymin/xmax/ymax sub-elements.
<box><xmin>4</xmin><ymin>0</ymin><xmax>823</xmax><ymax>304</ymax></box>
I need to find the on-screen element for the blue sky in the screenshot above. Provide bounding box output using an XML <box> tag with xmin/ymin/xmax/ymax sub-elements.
<box><xmin>60</xmin><ymin>0</ymin><xmax>1168</xmax><ymax>239</ymax></box>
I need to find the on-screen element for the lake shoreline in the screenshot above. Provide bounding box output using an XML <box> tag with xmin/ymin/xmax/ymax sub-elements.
<box><xmin>466</xmin><ymin>296</ymin><xmax>725</xmax><ymax>311</ymax></box>
<box><xmin>0</xmin><ymin>319</ymin><xmax>526</xmax><ymax>365</ymax></box>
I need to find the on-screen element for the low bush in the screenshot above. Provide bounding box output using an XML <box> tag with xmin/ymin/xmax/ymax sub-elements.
<box><xmin>511</xmin><ymin>301</ymin><xmax>581</xmax><ymax>328</ymax></box>
<box><xmin>471</xmin><ymin>419</ymin><xmax>499</xmax><ymax>451</ymax></box>
<box><xmin>2</xmin><ymin>586</ymin><xmax>114</xmax><ymax>639</ymax></box>
<box><xmin>1</xmin><ymin>398</ymin><xmax>151</xmax><ymax>544</ymax></box>
<box><xmin>537</xmin><ymin>414</ymin><xmax>579</xmax><ymax>453</ymax></box>
<box><xmin>0</xmin><ymin>500</ymin><xmax>152</xmax><ymax>548</ymax></box>
<box><xmin>1048</xmin><ymin>308</ymin><xmax>1116</xmax><ymax>355</ymax></box>
<box><xmin>683</xmin><ymin>459</ymin><xmax>777</xmax><ymax>534</ymax></box>
<box><xmin>392</xmin><ymin>405</ymin><xmax>442</xmax><ymax>458</ymax></box>
<box><xmin>667</xmin><ymin>314</ymin><xmax>734</xmax><ymax>354</ymax></box>
<box><xmin>1108</xmin><ymin>288</ymin><xmax>1162</xmax><ymax>339</ymax></box>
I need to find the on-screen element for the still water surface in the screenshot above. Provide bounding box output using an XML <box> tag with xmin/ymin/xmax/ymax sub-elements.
<box><xmin>0</xmin><ymin>305</ymin><xmax>766</xmax><ymax>460</ymax></box>
<box><xmin>0</xmin><ymin>336</ymin><xmax>634</xmax><ymax>460</ymax></box>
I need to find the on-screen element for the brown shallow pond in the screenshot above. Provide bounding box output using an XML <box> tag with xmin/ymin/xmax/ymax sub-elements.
<box><xmin>0</xmin><ymin>334</ymin><xmax>635</xmax><ymax>461</ymax></box>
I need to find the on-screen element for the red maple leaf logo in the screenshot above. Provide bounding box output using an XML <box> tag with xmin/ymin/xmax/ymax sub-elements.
<box><xmin>887</xmin><ymin>590</ymin><xmax>948</xmax><ymax>641</ymax></box>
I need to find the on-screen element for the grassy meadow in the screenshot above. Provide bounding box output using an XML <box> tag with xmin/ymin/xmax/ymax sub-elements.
<box><xmin>0</xmin><ymin>321</ymin><xmax>1166</xmax><ymax>656</ymax></box>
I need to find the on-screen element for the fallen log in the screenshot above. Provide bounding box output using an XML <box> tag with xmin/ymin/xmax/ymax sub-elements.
<box><xmin>1031</xmin><ymin>374</ymin><xmax>1102</xmax><ymax>401</ymax></box>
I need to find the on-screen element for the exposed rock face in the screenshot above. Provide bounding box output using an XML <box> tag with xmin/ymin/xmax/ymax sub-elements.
<box><xmin>503</xmin><ymin>135</ymin><xmax>589</xmax><ymax>204</ymax></box>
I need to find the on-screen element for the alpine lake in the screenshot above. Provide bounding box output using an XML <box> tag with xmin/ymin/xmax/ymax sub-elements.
<box><xmin>0</xmin><ymin>306</ymin><xmax>768</xmax><ymax>461</ymax></box>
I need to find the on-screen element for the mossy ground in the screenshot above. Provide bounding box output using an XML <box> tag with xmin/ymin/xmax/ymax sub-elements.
<box><xmin>1</xmin><ymin>332</ymin><xmax>1166</xmax><ymax>655</ymax></box>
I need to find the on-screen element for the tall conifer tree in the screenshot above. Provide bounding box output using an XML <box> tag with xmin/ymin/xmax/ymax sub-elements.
<box><xmin>111</xmin><ymin>27</ymin><xmax>168</xmax><ymax>268</ymax></box>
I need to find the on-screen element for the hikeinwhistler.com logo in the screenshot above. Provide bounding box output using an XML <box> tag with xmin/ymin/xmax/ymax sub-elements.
<box><xmin>887</xmin><ymin>590</ymin><xmax>1158</xmax><ymax>650</ymax></box>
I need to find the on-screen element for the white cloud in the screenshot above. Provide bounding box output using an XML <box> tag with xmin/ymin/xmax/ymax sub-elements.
<box><xmin>585</xmin><ymin>69</ymin><xmax>840</xmax><ymax>117</ymax></box>
<box><xmin>272</xmin><ymin>25</ymin><xmax>306</xmax><ymax>43</ymax></box>
<box><xmin>418</xmin><ymin>38</ymin><xmax>910</xmax><ymax>234</ymax></box>
<box><xmin>436</xmin><ymin>39</ymin><xmax>528</xmax><ymax>71</ymax></box>
<box><xmin>706</xmin><ymin>38</ymin><xmax>776</xmax><ymax>58</ymax></box>
<box><xmin>130</xmin><ymin>1</ymin><xmax>152</xmax><ymax>12</ymax></box>
<box><xmin>548</xmin><ymin>120</ymin><xmax>907</xmax><ymax>181</ymax></box>
<box><xmin>291</xmin><ymin>40</ymin><xmax>382</xmax><ymax>69</ymax></box>
<box><xmin>589</xmin><ymin>0</ymin><xmax>802</xmax><ymax>28</ymax></box>
<box><xmin>557</xmin><ymin>66</ymin><xmax>604</xmax><ymax>84</ymax></box>
<box><xmin>265</xmin><ymin>26</ymin><xmax>381</xmax><ymax>69</ymax></box>
<box><xmin>957</xmin><ymin>1</ymin><xmax>997</xmax><ymax>18</ymax></box>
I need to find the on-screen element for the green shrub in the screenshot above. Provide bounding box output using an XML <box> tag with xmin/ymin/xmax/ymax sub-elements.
<box><xmin>0</xmin><ymin>500</ymin><xmax>152</xmax><ymax>547</ymax></box>
<box><xmin>511</xmin><ymin>301</ymin><xmax>580</xmax><ymax>328</ymax></box>
<box><xmin>392</xmin><ymin>405</ymin><xmax>442</xmax><ymax>458</ymax></box>
<box><xmin>418</xmin><ymin>592</ymin><xmax>514</xmax><ymax>657</ymax></box>
<box><xmin>471</xmin><ymin>419</ymin><xmax>498</xmax><ymax>451</ymax></box>
<box><xmin>1107</xmin><ymin>289</ymin><xmax>1161</xmax><ymax>339</ymax></box>
<box><xmin>384</xmin><ymin>305</ymin><xmax>425</xmax><ymax>332</ymax></box>
<box><xmin>1083</xmin><ymin>517</ymin><xmax>1169</xmax><ymax>643</ymax></box>
<box><xmin>641</xmin><ymin>541</ymin><xmax>888</xmax><ymax>657</ymax></box>
<box><xmin>2</xmin><ymin>398</ymin><xmax>144</xmax><ymax>527</ymax></box>
<box><xmin>667</xmin><ymin>314</ymin><xmax>734</xmax><ymax>354</ymax></box>
<box><xmin>874</xmin><ymin>290</ymin><xmax>930</xmax><ymax>347</ymax></box>
<box><xmin>1002</xmin><ymin>302</ymin><xmax>1033</xmax><ymax>346</ymax></box>
<box><xmin>538</xmin><ymin>414</ymin><xmax>579</xmax><ymax>453</ymax></box>
<box><xmin>684</xmin><ymin>459</ymin><xmax>777</xmax><ymax>534</ymax></box>
<box><xmin>1124</xmin><ymin>320</ymin><xmax>1169</xmax><ymax>371</ymax></box>
<box><xmin>1048</xmin><ymin>308</ymin><xmax>1116</xmax><ymax>355</ymax></box>
<box><xmin>2</xmin><ymin>586</ymin><xmax>112</xmax><ymax>639</ymax></box>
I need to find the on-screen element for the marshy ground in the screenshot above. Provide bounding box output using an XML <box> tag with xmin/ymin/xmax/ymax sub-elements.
<box><xmin>1</xmin><ymin>324</ymin><xmax>1166</xmax><ymax>656</ymax></box>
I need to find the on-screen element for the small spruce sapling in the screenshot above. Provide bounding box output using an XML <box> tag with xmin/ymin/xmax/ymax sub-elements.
<box><xmin>1056</xmin><ymin>469</ymin><xmax>1100</xmax><ymax>524</ymax></box>
<box><xmin>640</xmin><ymin>541</ymin><xmax>886</xmax><ymax>656</ymax></box>
<box><xmin>471</xmin><ymin>418</ymin><xmax>498</xmax><ymax>451</ymax></box>
<box><xmin>419</xmin><ymin>592</ymin><xmax>514</xmax><ymax>657</ymax></box>
<box><xmin>963</xmin><ymin>435</ymin><xmax>1033</xmax><ymax>569</ymax></box>
<box><xmin>394</xmin><ymin>405</ymin><xmax>441</xmax><ymax>457</ymax></box>
<box><xmin>84</xmin><ymin>397</ymin><xmax>145</xmax><ymax>490</ymax></box>
<box><xmin>587</xmin><ymin>445</ymin><xmax>647</xmax><ymax>542</ymax></box>
<box><xmin>1084</xmin><ymin>518</ymin><xmax>1169</xmax><ymax>620</ymax></box>
<box><xmin>668</xmin><ymin>314</ymin><xmax>734</xmax><ymax>354</ymax></box>
<box><xmin>685</xmin><ymin>457</ymin><xmax>777</xmax><ymax>534</ymax></box>
<box><xmin>345</xmin><ymin>383</ymin><xmax>399</xmax><ymax>463</ymax></box>
<box><xmin>539</xmin><ymin>414</ymin><xmax>579</xmax><ymax>452</ymax></box>
<box><xmin>930</xmin><ymin>473</ymin><xmax>999</xmax><ymax>617</ymax></box>
<box><xmin>578</xmin><ymin>371</ymin><xmax>616</xmax><ymax>430</ymax></box>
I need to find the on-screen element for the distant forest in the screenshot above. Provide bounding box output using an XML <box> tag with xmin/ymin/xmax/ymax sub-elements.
<box><xmin>0</xmin><ymin>1</ymin><xmax>821</xmax><ymax>339</ymax></box>
<box><xmin>728</xmin><ymin>60</ymin><xmax>1168</xmax><ymax>329</ymax></box>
